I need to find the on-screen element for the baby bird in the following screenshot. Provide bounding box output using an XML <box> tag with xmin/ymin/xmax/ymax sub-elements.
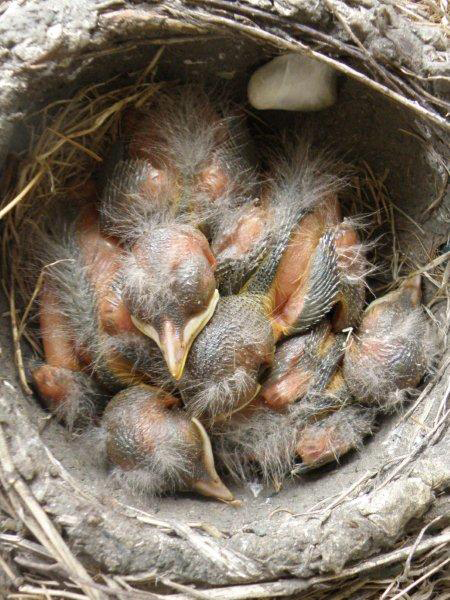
<box><xmin>126</xmin><ymin>85</ymin><xmax>258</xmax><ymax>228</ymax></box>
<box><xmin>260</xmin><ymin>321</ymin><xmax>344</xmax><ymax>410</ymax></box>
<box><xmin>102</xmin><ymin>86</ymin><xmax>257</xmax><ymax>240</ymax></box>
<box><xmin>214</xmin><ymin>321</ymin><xmax>364</xmax><ymax>484</ymax></box>
<box><xmin>98</xmin><ymin>87</ymin><xmax>258</xmax><ymax>378</ymax></box>
<box><xmin>179</xmin><ymin>140</ymin><xmax>343</xmax><ymax>421</ymax></box>
<box><xmin>270</xmin><ymin>196</ymin><xmax>368</xmax><ymax>339</ymax></box>
<box><xmin>122</xmin><ymin>223</ymin><xmax>219</xmax><ymax>381</ymax></box>
<box><xmin>179</xmin><ymin>293</ymin><xmax>274</xmax><ymax>420</ymax></box>
<box><xmin>28</xmin><ymin>206</ymin><xmax>169</xmax><ymax>427</ymax></box>
<box><xmin>295</xmin><ymin>405</ymin><xmax>375</xmax><ymax>467</ymax></box>
<box><xmin>343</xmin><ymin>275</ymin><xmax>436</xmax><ymax>409</ymax></box>
<box><xmin>99</xmin><ymin>156</ymin><xmax>219</xmax><ymax>380</ymax></box>
<box><xmin>102</xmin><ymin>385</ymin><xmax>235</xmax><ymax>502</ymax></box>
<box><xmin>211</xmin><ymin>140</ymin><xmax>367</xmax><ymax>334</ymax></box>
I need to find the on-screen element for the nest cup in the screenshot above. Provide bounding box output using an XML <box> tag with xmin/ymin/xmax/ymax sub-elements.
<box><xmin>0</xmin><ymin>3</ymin><xmax>448</xmax><ymax>599</ymax></box>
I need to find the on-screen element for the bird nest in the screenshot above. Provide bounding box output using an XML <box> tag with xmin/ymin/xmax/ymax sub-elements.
<box><xmin>0</xmin><ymin>2</ymin><xmax>449</xmax><ymax>599</ymax></box>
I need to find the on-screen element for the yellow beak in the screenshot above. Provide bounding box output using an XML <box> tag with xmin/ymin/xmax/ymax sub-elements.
<box><xmin>131</xmin><ymin>289</ymin><xmax>220</xmax><ymax>380</ymax></box>
<box><xmin>190</xmin><ymin>418</ymin><xmax>235</xmax><ymax>503</ymax></box>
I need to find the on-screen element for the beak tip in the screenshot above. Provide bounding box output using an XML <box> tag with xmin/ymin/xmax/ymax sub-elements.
<box><xmin>191</xmin><ymin>478</ymin><xmax>235</xmax><ymax>503</ymax></box>
<box><xmin>171</xmin><ymin>367</ymin><xmax>184</xmax><ymax>381</ymax></box>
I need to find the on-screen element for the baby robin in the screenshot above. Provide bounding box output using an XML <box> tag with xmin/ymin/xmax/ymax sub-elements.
<box><xmin>98</xmin><ymin>88</ymin><xmax>259</xmax><ymax>378</ymax></box>
<box><xmin>211</xmin><ymin>138</ymin><xmax>366</xmax><ymax>336</ymax></box>
<box><xmin>126</xmin><ymin>85</ymin><xmax>258</xmax><ymax>229</ymax></box>
<box><xmin>29</xmin><ymin>205</ymin><xmax>169</xmax><ymax>426</ymax></box>
<box><xmin>102</xmin><ymin>385</ymin><xmax>235</xmax><ymax>502</ymax></box>
<box><xmin>343</xmin><ymin>275</ymin><xmax>437</xmax><ymax>409</ymax></box>
<box><xmin>214</xmin><ymin>319</ymin><xmax>366</xmax><ymax>484</ymax></box>
<box><xmin>179</xmin><ymin>139</ymin><xmax>344</xmax><ymax>421</ymax></box>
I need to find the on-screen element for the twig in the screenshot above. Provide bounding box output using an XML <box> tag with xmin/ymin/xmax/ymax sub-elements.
<box><xmin>161</xmin><ymin>531</ymin><xmax>450</xmax><ymax>600</ymax></box>
<box><xmin>0</xmin><ymin>552</ymin><xmax>23</xmax><ymax>587</ymax></box>
<box><xmin>0</xmin><ymin>424</ymin><xmax>104</xmax><ymax>600</ymax></box>
<box><xmin>13</xmin><ymin>587</ymin><xmax>89</xmax><ymax>600</ymax></box>
<box><xmin>409</xmin><ymin>251</ymin><xmax>450</xmax><ymax>277</ymax></box>
<box><xmin>425</xmin><ymin>171</ymin><xmax>448</xmax><ymax>215</ymax></box>
<box><xmin>376</xmin><ymin>407</ymin><xmax>450</xmax><ymax>492</ymax></box>
<box><xmin>390</xmin><ymin>557</ymin><xmax>450</xmax><ymax>600</ymax></box>
<box><xmin>47</xmin><ymin>128</ymin><xmax>103</xmax><ymax>162</ymax></box>
<box><xmin>161</xmin><ymin>579</ymin><xmax>211</xmax><ymax>599</ymax></box>
<box><xmin>9</xmin><ymin>277</ymin><xmax>33</xmax><ymax>395</ymax></box>
<box><xmin>116</xmin><ymin>502</ymin><xmax>261</xmax><ymax>579</ymax></box>
<box><xmin>324</xmin><ymin>0</ymin><xmax>403</xmax><ymax>95</ymax></box>
<box><xmin>0</xmin><ymin>171</ymin><xmax>44</xmax><ymax>220</ymax></box>
<box><xmin>402</xmin><ymin>516</ymin><xmax>444</xmax><ymax>578</ymax></box>
<box><xmin>400</xmin><ymin>358</ymin><xmax>450</xmax><ymax>423</ymax></box>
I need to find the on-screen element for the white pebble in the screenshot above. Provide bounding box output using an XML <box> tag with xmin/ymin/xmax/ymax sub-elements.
<box><xmin>247</xmin><ymin>53</ymin><xmax>337</xmax><ymax>112</ymax></box>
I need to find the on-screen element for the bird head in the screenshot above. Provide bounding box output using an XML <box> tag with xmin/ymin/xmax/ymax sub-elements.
<box><xmin>360</xmin><ymin>274</ymin><xmax>422</xmax><ymax>333</ymax></box>
<box><xmin>104</xmin><ymin>386</ymin><xmax>235</xmax><ymax>502</ymax></box>
<box><xmin>124</xmin><ymin>225</ymin><xmax>219</xmax><ymax>380</ymax></box>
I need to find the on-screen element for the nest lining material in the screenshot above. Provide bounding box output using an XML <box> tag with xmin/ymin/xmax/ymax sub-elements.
<box><xmin>0</xmin><ymin>3</ymin><xmax>449</xmax><ymax>600</ymax></box>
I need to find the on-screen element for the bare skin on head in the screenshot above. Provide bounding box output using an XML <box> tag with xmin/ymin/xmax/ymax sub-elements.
<box><xmin>99</xmin><ymin>88</ymin><xmax>258</xmax><ymax>376</ymax></box>
<box><xmin>127</xmin><ymin>224</ymin><xmax>219</xmax><ymax>380</ymax></box>
<box><xmin>213</xmin><ymin>203</ymin><xmax>269</xmax><ymax>263</ymax></box>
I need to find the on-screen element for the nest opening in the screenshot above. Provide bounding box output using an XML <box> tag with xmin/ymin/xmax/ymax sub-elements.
<box><xmin>0</xmin><ymin>17</ymin><xmax>448</xmax><ymax>599</ymax></box>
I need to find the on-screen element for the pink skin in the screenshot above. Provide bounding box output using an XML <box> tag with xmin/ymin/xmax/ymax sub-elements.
<box><xmin>260</xmin><ymin>370</ymin><xmax>312</xmax><ymax>410</ymax></box>
<box><xmin>32</xmin><ymin>286</ymin><xmax>86</xmax><ymax>416</ymax></box>
<box><xmin>33</xmin><ymin>209</ymin><xmax>139</xmax><ymax>413</ymax></box>
<box><xmin>213</xmin><ymin>204</ymin><xmax>269</xmax><ymax>262</ymax></box>
<box><xmin>271</xmin><ymin>195</ymin><xmax>341</xmax><ymax>339</ymax></box>
<box><xmin>297</xmin><ymin>424</ymin><xmax>352</xmax><ymax>466</ymax></box>
<box><xmin>129</xmin><ymin>225</ymin><xmax>217</xmax><ymax>379</ymax></box>
<box><xmin>78</xmin><ymin>208</ymin><xmax>136</xmax><ymax>336</ymax></box>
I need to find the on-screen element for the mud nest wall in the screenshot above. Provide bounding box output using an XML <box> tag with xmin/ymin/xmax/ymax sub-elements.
<box><xmin>0</xmin><ymin>2</ymin><xmax>449</xmax><ymax>599</ymax></box>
